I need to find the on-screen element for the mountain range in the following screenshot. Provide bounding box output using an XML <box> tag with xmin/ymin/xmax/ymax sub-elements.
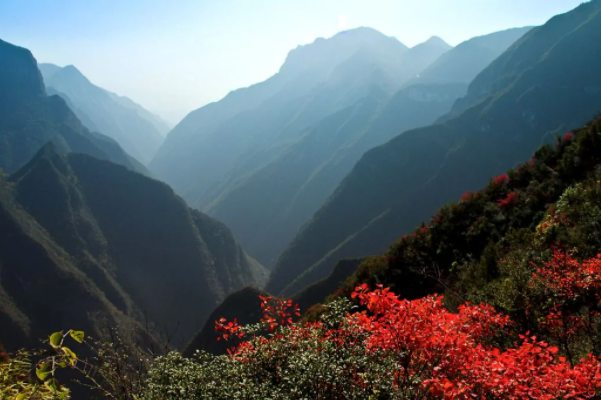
<box><xmin>38</xmin><ymin>63</ymin><xmax>169</xmax><ymax>165</ymax></box>
<box><xmin>149</xmin><ymin>27</ymin><xmax>528</xmax><ymax>269</ymax></box>
<box><xmin>0</xmin><ymin>39</ymin><xmax>266</xmax><ymax>351</ymax></box>
<box><xmin>0</xmin><ymin>143</ymin><xmax>266</xmax><ymax>350</ymax></box>
<box><xmin>267</xmin><ymin>0</ymin><xmax>601</xmax><ymax>296</ymax></box>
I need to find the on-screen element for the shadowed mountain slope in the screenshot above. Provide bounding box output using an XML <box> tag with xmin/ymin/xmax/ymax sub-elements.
<box><xmin>0</xmin><ymin>144</ymin><xmax>266</xmax><ymax>350</ymax></box>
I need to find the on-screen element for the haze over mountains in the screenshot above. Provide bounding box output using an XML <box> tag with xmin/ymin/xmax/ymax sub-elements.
<box><xmin>150</xmin><ymin>26</ymin><xmax>529</xmax><ymax>269</ymax></box>
<box><xmin>267</xmin><ymin>0</ymin><xmax>601</xmax><ymax>296</ymax></box>
<box><xmin>38</xmin><ymin>63</ymin><xmax>169</xmax><ymax>164</ymax></box>
<box><xmin>0</xmin><ymin>39</ymin><xmax>146</xmax><ymax>175</ymax></box>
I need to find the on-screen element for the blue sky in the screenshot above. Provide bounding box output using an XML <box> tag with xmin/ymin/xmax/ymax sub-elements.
<box><xmin>0</xmin><ymin>0</ymin><xmax>586</xmax><ymax>123</ymax></box>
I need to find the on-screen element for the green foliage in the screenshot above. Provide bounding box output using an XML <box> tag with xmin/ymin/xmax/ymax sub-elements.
<box><xmin>0</xmin><ymin>330</ymin><xmax>86</xmax><ymax>400</ymax></box>
<box><xmin>144</xmin><ymin>299</ymin><xmax>399</xmax><ymax>400</ymax></box>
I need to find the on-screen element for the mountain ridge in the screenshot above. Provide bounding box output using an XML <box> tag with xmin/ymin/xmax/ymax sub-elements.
<box><xmin>0</xmin><ymin>143</ymin><xmax>266</xmax><ymax>350</ymax></box>
<box><xmin>267</xmin><ymin>0</ymin><xmax>601</xmax><ymax>296</ymax></box>
<box><xmin>39</xmin><ymin>63</ymin><xmax>167</xmax><ymax>164</ymax></box>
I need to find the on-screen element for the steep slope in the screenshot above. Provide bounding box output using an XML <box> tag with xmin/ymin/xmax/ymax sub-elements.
<box><xmin>39</xmin><ymin>63</ymin><xmax>166</xmax><ymax>164</ymax></box>
<box><xmin>291</xmin><ymin>258</ymin><xmax>362</xmax><ymax>313</ymax></box>
<box><xmin>0</xmin><ymin>39</ymin><xmax>146</xmax><ymax>175</ymax></box>
<box><xmin>329</xmin><ymin>114</ymin><xmax>601</xmax><ymax>317</ymax></box>
<box><xmin>150</xmin><ymin>28</ymin><xmax>415</xmax><ymax>201</ymax></box>
<box><xmin>206</xmin><ymin>82</ymin><xmax>465</xmax><ymax>267</ymax></box>
<box><xmin>0</xmin><ymin>144</ymin><xmax>266</xmax><ymax>350</ymax></box>
<box><xmin>268</xmin><ymin>0</ymin><xmax>601</xmax><ymax>296</ymax></box>
<box><xmin>414</xmin><ymin>27</ymin><xmax>532</xmax><ymax>84</ymax></box>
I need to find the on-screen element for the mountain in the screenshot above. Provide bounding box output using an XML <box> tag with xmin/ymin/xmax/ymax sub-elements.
<box><xmin>267</xmin><ymin>0</ymin><xmax>601</xmax><ymax>296</ymax></box>
<box><xmin>0</xmin><ymin>39</ymin><xmax>146</xmax><ymax>175</ymax></box>
<box><xmin>204</xmin><ymin>82</ymin><xmax>466</xmax><ymax>268</ymax></box>
<box><xmin>0</xmin><ymin>144</ymin><xmax>266</xmax><ymax>351</ymax></box>
<box><xmin>291</xmin><ymin>258</ymin><xmax>362</xmax><ymax>313</ymax></box>
<box><xmin>413</xmin><ymin>27</ymin><xmax>532</xmax><ymax>85</ymax></box>
<box><xmin>149</xmin><ymin>29</ymin><xmax>453</xmax><ymax>266</ymax></box>
<box><xmin>199</xmin><ymin>28</ymin><xmax>528</xmax><ymax>269</ymax></box>
<box><xmin>399</xmin><ymin>36</ymin><xmax>453</xmax><ymax>81</ymax></box>
<box><xmin>150</xmin><ymin>28</ymin><xmax>416</xmax><ymax>200</ymax></box>
<box><xmin>38</xmin><ymin>63</ymin><xmax>168</xmax><ymax>164</ymax></box>
<box><xmin>328</xmin><ymin>114</ymin><xmax>601</xmax><ymax>320</ymax></box>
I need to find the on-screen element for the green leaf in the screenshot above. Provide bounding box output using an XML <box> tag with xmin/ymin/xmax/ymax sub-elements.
<box><xmin>16</xmin><ymin>393</ymin><xmax>28</xmax><ymax>400</ymax></box>
<box><xmin>36</xmin><ymin>362</ymin><xmax>52</xmax><ymax>381</ymax></box>
<box><xmin>49</xmin><ymin>331</ymin><xmax>63</xmax><ymax>348</ymax></box>
<box><xmin>44</xmin><ymin>378</ymin><xmax>60</xmax><ymax>393</ymax></box>
<box><xmin>61</xmin><ymin>346</ymin><xmax>77</xmax><ymax>366</ymax></box>
<box><xmin>69</xmin><ymin>330</ymin><xmax>85</xmax><ymax>343</ymax></box>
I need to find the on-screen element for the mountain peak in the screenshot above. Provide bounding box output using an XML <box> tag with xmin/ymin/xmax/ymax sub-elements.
<box><xmin>416</xmin><ymin>36</ymin><xmax>452</xmax><ymax>50</ymax></box>
<box><xmin>279</xmin><ymin>27</ymin><xmax>407</xmax><ymax>76</ymax></box>
<box><xmin>55</xmin><ymin>64</ymin><xmax>91</xmax><ymax>84</ymax></box>
<box><xmin>335</xmin><ymin>26</ymin><xmax>387</xmax><ymax>38</ymax></box>
<box><xmin>0</xmin><ymin>38</ymin><xmax>46</xmax><ymax>105</ymax></box>
<box><xmin>9</xmin><ymin>141</ymin><xmax>69</xmax><ymax>183</ymax></box>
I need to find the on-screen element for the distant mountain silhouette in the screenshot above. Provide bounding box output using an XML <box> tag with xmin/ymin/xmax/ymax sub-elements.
<box><xmin>149</xmin><ymin>28</ymin><xmax>455</xmax><ymax>266</ymax></box>
<box><xmin>39</xmin><ymin>63</ymin><xmax>168</xmax><ymax>164</ymax></box>
<box><xmin>177</xmin><ymin>28</ymin><xmax>526</xmax><ymax>270</ymax></box>
<box><xmin>267</xmin><ymin>0</ymin><xmax>601</xmax><ymax>296</ymax></box>
<box><xmin>413</xmin><ymin>27</ymin><xmax>532</xmax><ymax>85</ymax></box>
<box><xmin>0</xmin><ymin>39</ymin><xmax>146</xmax><ymax>175</ymax></box>
<box><xmin>0</xmin><ymin>143</ymin><xmax>266</xmax><ymax>351</ymax></box>
<box><xmin>150</xmin><ymin>28</ymin><xmax>415</xmax><ymax>199</ymax></box>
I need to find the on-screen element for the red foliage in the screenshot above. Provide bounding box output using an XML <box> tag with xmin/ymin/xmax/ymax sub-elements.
<box><xmin>352</xmin><ymin>284</ymin><xmax>601</xmax><ymax>399</ymax></box>
<box><xmin>564</xmin><ymin>132</ymin><xmax>575</xmax><ymax>141</ymax></box>
<box><xmin>258</xmin><ymin>295</ymin><xmax>300</xmax><ymax>331</ymax></box>
<box><xmin>215</xmin><ymin>317</ymin><xmax>244</xmax><ymax>342</ymax></box>
<box><xmin>532</xmin><ymin>249</ymin><xmax>601</xmax><ymax>300</ymax></box>
<box><xmin>493</xmin><ymin>174</ymin><xmax>509</xmax><ymax>186</ymax></box>
<box><xmin>498</xmin><ymin>191</ymin><xmax>520</xmax><ymax>208</ymax></box>
<box><xmin>460</xmin><ymin>192</ymin><xmax>473</xmax><ymax>201</ymax></box>
<box><xmin>216</xmin><ymin>296</ymin><xmax>300</xmax><ymax>343</ymax></box>
<box><xmin>218</xmin><ymin>283</ymin><xmax>601</xmax><ymax>399</ymax></box>
<box><xmin>531</xmin><ymin>249</ymin><xmax>601</xmax><ymax>351</ymax></box>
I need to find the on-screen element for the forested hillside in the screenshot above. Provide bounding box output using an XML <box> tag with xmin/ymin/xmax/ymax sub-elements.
<box><xmin>269</xmin><ymin>0</ymin><xmax>601</xmax><ymax>296</ymax></box>
<box><xmin>0</xmin><ymin>144</ymin><xmax>266</xmax><ymax>351</ymax></box>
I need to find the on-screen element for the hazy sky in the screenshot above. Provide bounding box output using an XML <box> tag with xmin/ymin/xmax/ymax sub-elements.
<box><xmin>0</xmin><ymin>0</ymin><xmax>585</xmax><ymax>124</ymax></box>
